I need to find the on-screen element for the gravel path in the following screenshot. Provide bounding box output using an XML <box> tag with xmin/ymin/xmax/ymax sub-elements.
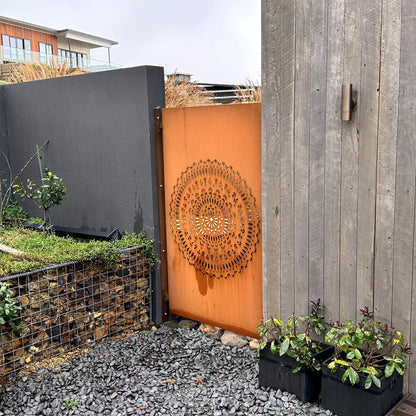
<box><xmin>0</xmin><ymin>326</ymin><xmax>334</xmax><ymax>415</ymax></box>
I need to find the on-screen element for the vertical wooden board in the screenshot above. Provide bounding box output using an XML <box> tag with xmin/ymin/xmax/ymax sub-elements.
<box><xmin>279</xmin><ymin>0</ymin><xmax>296</xmax><ymax>319</ymax></box>
<box><xmin>308</xmin><ymin>0</ymin><xmax>327</xmax><ymax>309</ymax></box>
<box><xmin>324</xmin><ymin>0</ymin><xmax>344</xmax><ymax>323</ymax></box>
<box><xmin>339</xmin><ymin>0</ymin><xmax>361</xmax><ymax>321</ymax></box>
<box><xmin>397</xmin><ymin>0</ymin><xmax>416</xmax><ymax>394</ymax></box>
<box><xmin>294</xmin><ymin>0</ymin><xmax>311</xmax><ymax>316</ymax></box>
<box><xmin>375</xmin><ymin>0</ymin><xmax>400</xmax><ymax>324</ymax></box>
<box><xmin>261</xmin><ymin>0</ymin><xmax>281</xmax><ymax>319</ymax></box>
<box><xmin>356</xmin><ymin>0</ymin><xmax>382</xmax><ymax>318</ymax></box>
<box><xmin>162</xmin><ymin>104</ymin><xmax>262</xmax><ymax>337</ymax></box>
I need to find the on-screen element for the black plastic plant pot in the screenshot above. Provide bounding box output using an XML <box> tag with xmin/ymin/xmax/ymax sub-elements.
<box><xmin>258</xmin><ymin>343</ymin><xmax>334</xmax><ymax>403</ymax></box>
<box><xmin>321</xmin><ymin>357</ymin><xmax>403</xmax><ymax>416</ymax></box>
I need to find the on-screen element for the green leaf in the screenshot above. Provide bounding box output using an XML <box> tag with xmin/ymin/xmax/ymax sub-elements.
<box><xmin>279</xmin><ymin>338</ymin><xmax>290</xmax><ymax>356</ymax></box>
<box><xmin>366</xmin><ymin>366</ymin><xmax>377</xmax><ymax>376</ymax></box>
<box><xmin>372</xmin><ymin>375</ymin><xmax>381</xmax><ymax>389</ymax></box>
<box><xmin>348</xmin><ymin>368</ymin><xmax>359</xmax><ymax>385</ymax></box>
<box><xmin>353</xmin><ymin>348</ymin><xmax>362</xmax><ymax>359</ymax></box>
<box><xmin>335</xmin><ymin>359</ymin><xmax>350</xmax><ymax>367</ymax></box>
<box><xmin>385</xmin><ymin>362</ymin><xmax>394</xmax><ymax>378</ymax></box>
<box><xmin>270</xmin><ymin>341</ymin><xmax>278</xmax><ymax>355</ymax></box>
<box><xmin>394</xmin><ymin>363</ymin><xmax>405</xmax><ymax>376</ymax></box>
<box><xmin>273</xmin><ymin>318</ymin><xmax>284</xmax><ymax>327</ymax></box>
<box><xmin>364</xmin><ymin>376</ymin><xmax>372</xmax><ymax>389</ymax></box>
<box><xmin>327</xmin><ymin>360</ymin><xmax>336</xmax><ymax>370</ymax></box>
<box><xmin>291</xmin><ymin>362</ymin><xmax>302</xmax><ymax>373</ymax></box>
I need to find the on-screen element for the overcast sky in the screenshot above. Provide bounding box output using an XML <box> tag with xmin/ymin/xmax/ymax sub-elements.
<box><xmin>1</xmin><ymin>0</ymin><xmax>261</xmax><ymax>84</ymax></box>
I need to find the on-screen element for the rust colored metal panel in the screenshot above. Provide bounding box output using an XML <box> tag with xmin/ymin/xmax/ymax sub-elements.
<box><xmin>161</xmin><ymin>103</ymin><xmax>262</xmax><ymax>337</ymax></box>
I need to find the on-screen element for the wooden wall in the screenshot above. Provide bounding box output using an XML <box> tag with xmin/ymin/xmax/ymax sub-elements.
<box><xmin>262</xmin><ymin>0</ymin><xmax>416</xmax><ymax>392</ymax></box>
<box><xmin>0</xmin><ymin>23</ymin><xmax>58</xmax><ymax>53</ymax></box>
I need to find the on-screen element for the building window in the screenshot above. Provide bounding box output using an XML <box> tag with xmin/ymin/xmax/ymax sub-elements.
<box><xmin>58</xmin><ymin>48</ymin><xmax>87</xmax><ymax>68</ymax></box>
<box><xmin>39</xmin><ymin>42</ymin><xmax>53</xmax><ymax>64</ymax></box>
<box><xmin>2</xmin><ymin>34</ymin><xmax>31</xmax><ymax>62</ymax></box>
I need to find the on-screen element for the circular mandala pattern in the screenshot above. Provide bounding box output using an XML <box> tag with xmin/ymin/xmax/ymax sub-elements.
<box><xmin>170</xmin><ymin>159</ymin><xmax>260</xmax><ymax>279</ymax></box>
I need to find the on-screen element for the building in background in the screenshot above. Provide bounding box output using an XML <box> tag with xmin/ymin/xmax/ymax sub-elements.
<box><xmin>0</xmin><ymin>15</ymin><xmax>118</xmax><ymax>72</ymax></box>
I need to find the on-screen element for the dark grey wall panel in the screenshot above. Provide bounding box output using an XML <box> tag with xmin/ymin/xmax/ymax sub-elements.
<box><xmin>3</xmin><ymin>66</ymin><xmax>164</xmax><ymax>238</ymax></box>
<box><xmin>0</xmin><ymin>86</ymin><xmax>9</xmax><ymax>187</ymax></box>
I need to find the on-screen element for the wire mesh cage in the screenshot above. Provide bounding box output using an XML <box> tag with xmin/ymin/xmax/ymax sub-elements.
<box><xmin>0</xmin><ymin>247</ymin><xmax>152</xmax><ymax>380</ymax></box>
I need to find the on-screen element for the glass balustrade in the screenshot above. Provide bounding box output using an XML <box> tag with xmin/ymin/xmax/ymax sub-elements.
<box><xmin>0</xmin><ymin>45</ymin><xmax>120</xmax><ymax>72</ymax></box>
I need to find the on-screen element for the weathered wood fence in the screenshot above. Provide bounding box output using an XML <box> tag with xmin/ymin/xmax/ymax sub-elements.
<box><xmin>262</xmin><ymin>0</ymin><xmax>416</xmax><ymax>392</ymax></box>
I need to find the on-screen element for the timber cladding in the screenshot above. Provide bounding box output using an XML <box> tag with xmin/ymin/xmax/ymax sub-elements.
<box><xmin>0</xmin><ymin>23</ymin><xmax>58</xmax><ymax>53</ymax></box>
<box><xmin>262</xmin><ymin>0</ymin><xmax>416</xmax><ymax>393</ymax></box>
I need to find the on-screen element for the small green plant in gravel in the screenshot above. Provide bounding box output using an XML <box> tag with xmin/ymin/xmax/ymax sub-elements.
<box><xmin>63</xmin><ymin>397</ymin><xmax>79</xmax><ymax>409</ymax></box>
<box><xmin>0</xmin><ymin>282</ymin><xmax>22</xmax><ymax>331</ymax></box>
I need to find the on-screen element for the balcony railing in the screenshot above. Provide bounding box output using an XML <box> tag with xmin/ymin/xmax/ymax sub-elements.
<box><xmin>0</xmin><ymin>45</ymin><xmax>120</xmax><ymax>72</ymax></box>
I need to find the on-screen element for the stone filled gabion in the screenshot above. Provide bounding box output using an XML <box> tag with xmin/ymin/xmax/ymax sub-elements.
<box><xmin>0</xmin><ymin>248</ymin><xmax>150</xmax><ymax>379</ymax></box>
<box><xmin>0</xmin><ymin>327</ymin><xmax>334</xmax><ymax>415</ymax></box>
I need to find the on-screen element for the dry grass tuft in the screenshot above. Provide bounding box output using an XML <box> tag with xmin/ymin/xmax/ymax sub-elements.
<box><xmin>233</xmin><ymin>80</ymin><xmax>261</xmax><ymax>103</ymax></box>
<box><xmin>8</xmin><ymin>62</ymin><xmax>85</xmax><ymax>83</ymax></box>
<box><xmin>165</xmin><ymin>74</ymin><xmax>214</xmax><ymax>108</ymax></box>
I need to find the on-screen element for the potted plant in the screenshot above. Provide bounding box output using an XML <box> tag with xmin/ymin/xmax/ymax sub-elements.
<box><xmin>257</xmin><ymin>300</ymin><xmax>333</xmax><ymax>403</ymax></box>
<box><xmin>322</xmin><ymin>307</ymin><xmax>411</xmax><ymax>416</ymax></box>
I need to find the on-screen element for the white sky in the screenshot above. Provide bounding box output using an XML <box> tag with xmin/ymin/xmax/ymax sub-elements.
<box><xmin>1</xmin><ymin>0</ymin><xmax>261</xmax><ymax>84</ymax></box>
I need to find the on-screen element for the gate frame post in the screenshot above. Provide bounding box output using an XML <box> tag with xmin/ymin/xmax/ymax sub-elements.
<box><xmin>154</xmin><ymin>108</ymin><xmax>169</xmax><ymax>322</ymax></box>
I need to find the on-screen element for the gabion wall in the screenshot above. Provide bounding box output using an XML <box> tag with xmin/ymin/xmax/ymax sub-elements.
<box><xmin>0</xmin><ymin>248</ymin><xmax>151</xmax><ymax>379</ymax></box>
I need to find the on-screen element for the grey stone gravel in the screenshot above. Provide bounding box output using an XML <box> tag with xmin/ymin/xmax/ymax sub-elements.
<box><xmin>0</xmin><ymin>327</ymin><xmax>334</xmax><ymax>415</ymax></box>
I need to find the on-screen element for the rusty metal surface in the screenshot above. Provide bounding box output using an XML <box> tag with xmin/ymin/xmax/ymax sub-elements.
<box><xmin>169</xmin><ymin>159</ymin><xmax>260</xmax><ymax>279</ymax></box>
<box><xmin>161</xmin><ymin>104</ymin><xmax>262</xmax><ymax>337</ymax></box>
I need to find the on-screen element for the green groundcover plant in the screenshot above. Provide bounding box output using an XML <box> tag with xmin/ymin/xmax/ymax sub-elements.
<box><xmin>0</xmin><ymin>227</ymin><xmax>158</xmax><ymax>277</ymax></box>
<box><xmin>325</xmin><ymin>307</ymin><xmax>411</xmax><ymax>389</ymax></box>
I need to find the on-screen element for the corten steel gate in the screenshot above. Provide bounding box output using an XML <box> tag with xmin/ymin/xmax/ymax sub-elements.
<box><xmin>155</xmin><ymin>103</ymin><xmax>262</xmax><ymax>337</ymax></box>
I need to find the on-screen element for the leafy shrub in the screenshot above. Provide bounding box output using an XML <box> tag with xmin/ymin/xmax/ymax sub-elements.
<box><xmin>0</xmin><ymin>282</ymin><xmax>22</xmax><ymax>331</ymax></box>
<box><xmin>325</xmin><ymin>307</ymin><xmax>411</xmax><ymax>388</ymax></box>
<box><xmin>13</xmin><ymin>168</ymin><xmax>66</xmax><ymax>224</ymax></box>
<box><xmin>2</xmin><ymin>200</ymin><xmax>27</xmax><ymax>225</ymax></box>
<box><xmin>257</xmin><ymin>300</ymin><xmax>327</xmax><ymax>372</ymax></box>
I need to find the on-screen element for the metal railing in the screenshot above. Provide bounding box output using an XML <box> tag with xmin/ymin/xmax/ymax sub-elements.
<box><xmin>0</xmin><ymin>45</ymin><xmax>120</xmax><ymax>72</ymax></box>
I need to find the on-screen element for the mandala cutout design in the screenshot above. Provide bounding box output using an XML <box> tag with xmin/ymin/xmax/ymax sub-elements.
<box><xmin>170</xmin><ymin>159</ymin><xmax>260</xmax><ymax>279</ymax></box>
